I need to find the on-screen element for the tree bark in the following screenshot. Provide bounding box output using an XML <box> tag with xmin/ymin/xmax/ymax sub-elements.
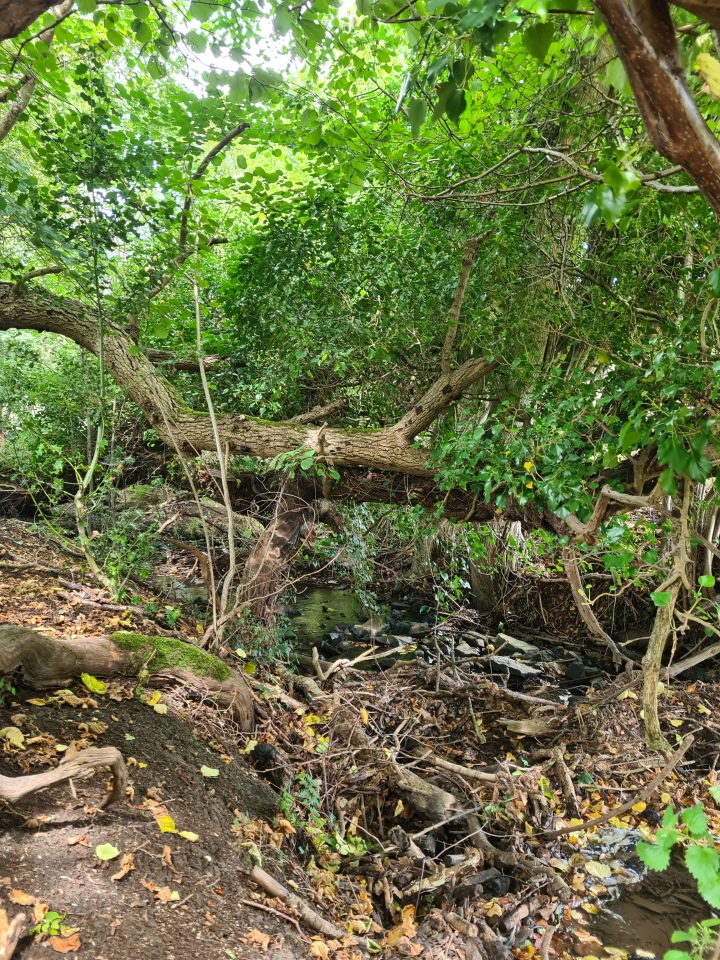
<box><xmin>0</xmin><ymin>283</ymin><xmax>494</xmax><ymax>477</ymax></box>
<box><xmin>0</xmin><ymin>0</ymin><xmax>58</xmax><ymax>40</ymax></box>
<box><xmin>0</xmin><ymin>625</ymin><xmax>254</xmax><ymax>730</ymax></box>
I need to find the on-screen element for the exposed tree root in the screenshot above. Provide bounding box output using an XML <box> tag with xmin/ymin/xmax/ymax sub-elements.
<box><xmin>0</xmin><ymin>745</ymin><xmax>127</xmax><ymax>808</ymax></box>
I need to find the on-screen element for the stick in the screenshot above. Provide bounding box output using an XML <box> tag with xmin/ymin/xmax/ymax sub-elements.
<box><xmin>413</xmin><ymin>747</ymin><xmax>497</xmax><ymax>783</ymax></box>
<box><xmin>0</xmin><ymin>746</ymin><xmax>128</xmax><ymax>808</ymax></box>
<box><xmin>245</xmin><ymin>865</ymin><xmax>368</xmax><ymax>950</ymax></box>
<box><xmin>552</xmin><ymin>745</ymin><xmax>580</xmax><ymax>819</ymax></box>
<box><xmin>240</xmin><ymin>898</ymin><xmax>311</xmax><ymax>942</ymax></box>
<box><xmin>542</xmin><ymin>734</ymin><xmax>694</xmax><ymax>838</ymax></box>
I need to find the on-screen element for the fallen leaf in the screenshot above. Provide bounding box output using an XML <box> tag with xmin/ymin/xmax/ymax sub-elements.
<box><xmin>395</xmin><ymin>937</ymin><xmax>424</xmax><ymax>957</ymax></box>
<box><xmin>245</xmin><ymin>929</ymin><xmax>272</xmax><ymax>951</ymax></box>
<box><xmin>66</xmin><ymin>835</ymin><xmax>89</xmax><ymax>847</ymax></box>
<box><xmin>0</xmin><ymin>727</ymin><xmax>25</xmax><ymax>749</ymax></box>
<box><xmin>155</xmin><ymin>886</ymin><xmax>180</xmax><ymax>902</ymax></box>
<box><xmin>585</xmin><ymin>861</ymin><xmax>612</xmax><ymax>879</ymax></box>
<box><xmin>156</xmin><ymin>815</ymin><xmax>177</xmax><ymax>834</ymax></box>
<box><xmin>178</xmin><ymin>830</ymin><xmax>199</xmax><ymax>842</ymax></box>
<box><xmin>111</xmin><ymin>853</ymin><xmax>135</xmax><ymax>881</ymax></box>
<box><xmin>161</xmin><ymin>846</ymin><xmax>176</xmax><ymax>873</ymax></box>
<box><xmin>145</xmin><ymin>690</ymin><xmax>162</xmax><ymax>706</ymax></box>
<box><xmin>360</xmin><ymin>708</ymin><xmax>369</xmax><ymax>724</ymax></box>
<box><xmin>81</xmin><ymin>674</ymin><xmax>106</xmax><ymax>695</ymax></box>
<box><xmin>200</xmin><ymin>765</ymin><xmax>219</xmax><ymax>778</ymax></box>
<box><xmin>140</xmin><ymin>878</ymin><xmax>158</xmax><ymax>893</ymax></box>
<box><xmin>49</xmin><ymin>933</ymin><xmax>81</xmax><ymax>954</ymax></box>
<box><xmin>310</xmin><ymin>941</ymin><xmax>330</xmax><ymax>959</ymax></box>
<box><xmin>386</xmin><ymin>904</ymin><xmax>417</xmax><ymax>947</ymax></box>
<box><xmin>153</xmin><ymin>704</ymin><xmax>168</xmax><ymax>715</ymax></box>
<box><xmin>96</xmin><ymin>843</ymin><xmax>120</xmax><ymax>861</ymax></box>
<box><xmin>9</xmin><ymin>889</ymin><xmax>35</xmax><ymax>905</ymax></box>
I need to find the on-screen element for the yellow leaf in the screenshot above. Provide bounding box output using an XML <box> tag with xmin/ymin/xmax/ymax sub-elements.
<box><xmin>670</xmin><ymin>719</ymin><xmax>684</xmax><ymax>727</ymax></box>
<box><xmin>632</xmin><ymin>801</ymin><xmax>647</xmax><ymax>813</ymax></box>
<box><xmin>95</xmin><ymin>843</ymin><xmax>120</xmax><ymax>860</ymax></box>
<box><xmin>139</xmin><ymin>762</ymin><xmax>147</xmax><ymax>768</ymax></box>
<box><xmin>304</xmin><ymin>714</ymin><xmax>324</xmax><ymax>726</ymax></box>
<box><xmin>661</xmin><ymin>792</ymin><xmax>672</xmax><ymax>804</ymax></box>
<box><xmin>145</xmin><ymin>690</ymin><xmax>162</xmax><ymax>706</ymax></box>
<box><xmin>698</xmin><ymin>704</ymin><xmax>711</xmax><ymax>715</ymax></box>
<box><xmin>153</xmin><ymin>704</ymin><xmax>168</xmax><ymax>715</ymax></box>
<box><xmin>26</xmin><ymin>698</ymin><xmax>47</xmax><ymax>706</ymax></box>
<box><xmin>179</xmin><ymin>831</ymin><xmax>199</xmax><ymax>842</ymax></box>
<box><xmin>524</xmin><ymin>461</ymin><xmax>533</xmax><ymax>470</ymax></box>
<box><xmin>525</xmin><ymin>481</ymin><xmax>534</xmax><ymax>489</ymax></box>
<box><xmin>696</xmin><ymin>52</ymin><xmax>720</xmax><ymax>96</ymax></box>
<box><xmin>394</xmin><ymin>799</ymin><xmax>405</xmax><ymax>816</ymax></box>
<box><xmin>360</xmin><ymin>708</ymin><xmax>369</xmax><ymax>724</ymax></box>
<box><xmin>156</xmin><ymin>815</ymin><xmax>177</xmax><ymax>834</ymax></box>
<box><xmin>0</xmin><ymin>727</ymin><xmax>25</xmax><ymax>749</ymax></box>
<box><xmin>81</xmin><ymin>674</ymin><xmax>106</xmax><ymax>695</ymax></box>
<box><xmin>585</xmin><ymin>860</ymin><xmax>612</xmax><ymax>879</ymax></box>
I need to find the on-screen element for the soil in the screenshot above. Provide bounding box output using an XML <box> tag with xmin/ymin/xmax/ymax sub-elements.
<box><xmin>0</xmin><ymin>683</ymin><xmax>306</xmax><ymax>960</ymax></box>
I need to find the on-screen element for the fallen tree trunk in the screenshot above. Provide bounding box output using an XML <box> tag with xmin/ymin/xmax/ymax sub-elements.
<box><xmin>0</xmin><ymin>625</ymin><xmax>253</xmax><ymax>730</ymax></box>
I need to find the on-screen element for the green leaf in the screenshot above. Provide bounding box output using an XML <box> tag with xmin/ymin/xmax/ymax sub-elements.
<box><xmin>682</xmin><ymin>803</ymin><xmax>709</xmax><ymax>838</ymax></box>
<box><xmin>81</xmin><ymin>673</ymin><xmax>106</xmax><ymax>694</ymax></box>
<box><xmin>189</xmin><ymin>1</ymin><xmax>215</xmax><ymax>22</ymax></box>
<box><xmin>77</xmin><ymin>0</ymin><xmax>97</xmax><ymax>11</ymax></box>
<box><xmin>407</xmin><ymin>99</ymin><xmax>427</xmax><ymax>139</ymax></box>
<box><xmin>523</xmin><ymin>22</ymin><xmax>555</xmax><ymax>62</ymax></box>
<box><xmin>96</xmin><ymin>843</ymin><xmax>120</xmax><ymax>860</ymax></box>
<box><xmin>686</xmin><ymin>846</ymin><xmax>720</xmax><ymax>907</ymax></box>
<box><xmin>106</xmin><ymin>28</ymin><xmax>124</xmax><ymax>46</ymax></box>
<box><xmin>133</xmin><ymin>19</ymin><xmax>152</xmax><ymax>44</ymax></box>
<box><xmin>664</xmin><ymin>952</ymin><xmax>694</xmax><ymax>960</ymax></box>
<box><xmin>651</xmin><ymin>591</ymin><xmax>672</xmax><ymax>607</ymax></box>
<box><xmin>699</xmin><ymin>574</ymin><xmax>716</xmax><ymax>588</ymax></box>
<box><xmin>636</xmin><ymin>839</ymin><xmax>673</xmax><ymax>871</ymax></box>
<box><xmin>445</xmin><ymin>88</ymin><xmax>467</xmax><ymax>125</ymax></box>
<box><xmin>201</xmin><ymin>765</ymin><xmax>220</xmax><ymax>777</ymax></box>
<box><xmin>274</xmin><ymin>7</ymin><xmax>294</xmax><ymax>34</ymax></box>
<box><xmin>709</xmin><ymin>267</ymin><xmax>720</xmax><ymax>294</ymax></box>
<box><xmin>604</xmin><ymin>58</ymin><xmax>628</xmax><ymax>93</ymax></box>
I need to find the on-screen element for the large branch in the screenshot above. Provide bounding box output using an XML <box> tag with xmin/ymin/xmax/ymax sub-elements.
<box><xmin>0</xmin><ymin>0</ymin><xmax>58</xmax><ymax>40</ymax></box>
<box><xmin>0</xmin><ymin>283</ymin><xmax>475</xmax><ymax>476</ymax></box>
<box><xmin>593</xmin><ymin>0</ymin><xmax>720</xmax><ymax>215</ymax></box>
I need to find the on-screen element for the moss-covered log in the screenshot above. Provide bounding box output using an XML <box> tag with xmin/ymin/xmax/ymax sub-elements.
<box><xmin>0</xmin><ymin>625</ymin><xmax>253</xmax><ymax>730</ymax></box>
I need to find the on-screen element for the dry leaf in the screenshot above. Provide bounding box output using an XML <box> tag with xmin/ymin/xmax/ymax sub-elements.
<box><xmin>386</xmin><ymin>904</ymin><xmax>417</xmax><ymax>947</ymax></box>
<box><xmin>9</xmin><ymin>889</ymin><xmax>35</xmax><ymax>905</ymax></box>
<box><xmin>396</xmin><ymin>937</ymin><xmax>424</xmax><ymax>957</ymax></box>
<box><xmin>155</xmin><ymin>887</ymin><xmax>179</xmax><ymax>902</ymax></box>
<box><xmin>245</xmin><ymin>929</ymin><xmax>272</xmax><ymax>951</ymax></box>
<box><xmin>309</xmin><ymin>942</ymin><xmax>330</xmax><ymax>959</ymax></box>
<box><xmin>140</xmin><ymin>878</ymin><xmax>158</xmax><ymax>893</ymax></box>
<box><xmin>161</xmin><ymin>846</ymin><xmax>178</xmax><ymax>874</ymax></box>
<box><xmin>66</xmin><ymin>835</ymin><xmax>89</xmax><ymax>847</ymax></box>
<box><xmin>33</xmin><ymin>902</ymin><xmax>48</xmax><ymax>924</ymax></box>
<box><xmin>49</xmin><ymin>933</ymin><xmax>81</xmax><ymax>954</ymax></box>
<box><xmin>0</xmin><ymin>909</ymin><xmax>8</xmax><ymax>941</ymax></box>
<box><xmin>156</xmin><ymin>815</ymin><xmax>177</xmax><ymax>834</ymax></box>
<box><xmin>111</xmin><ymin>853</ymin><xmax>135</xmax><ymax>882</ymax></box>
<box><xmin>585</xmin><ymin>861</ymin><xmax>612</xmax><ymax>879</ymax></box>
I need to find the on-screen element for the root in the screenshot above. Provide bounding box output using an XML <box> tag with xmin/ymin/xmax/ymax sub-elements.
<box><xmin>0</xmin><ymin>745</ymin><xmax>128</xmax><ymax>808</ymax></box>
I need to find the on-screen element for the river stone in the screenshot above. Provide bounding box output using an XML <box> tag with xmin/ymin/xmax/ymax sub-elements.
<box><xmin>409</xmin><ymin>623</ymin><xmax>432</xmax><ymax>637</ymax></box>
<box><xmin>374</xmin><ymin>634</ymin><xmax>401</xmax><ymax>648</ymax></box>
<box><xmin>496</xmin><ymin>633</ymin><xmax>543</xmax><ymax>661</ymax></box>
<box><xmin>460</xmin><ymin>633</ymin><xmax>485</xmax><ymax>649</ymax></box>
<box><xmin>489</xmin><ymin>655</ymin><xmax>542</xmax><ymax>678</ymax></box>
<box><xmin>455</xmin><ymin>641</ymin><xmax>477</xmax><ymax>658</ymax></box>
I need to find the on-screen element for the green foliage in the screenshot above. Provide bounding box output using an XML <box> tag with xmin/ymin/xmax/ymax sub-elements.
<box><xmin>637</xmin><ymin>800</ymin><xmax>720</xmax><ymax>957</ymax></box>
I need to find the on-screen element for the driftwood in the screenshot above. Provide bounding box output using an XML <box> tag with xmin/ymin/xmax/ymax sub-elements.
<box><xmin>0</xmin><ymin>745</ymin><xmax>127</xmax><ymax>808</ymax></box>
<box><xmin>0</xmin><ymin>624</ymin><xmax>253</xmax><ymax>730</ymax></box>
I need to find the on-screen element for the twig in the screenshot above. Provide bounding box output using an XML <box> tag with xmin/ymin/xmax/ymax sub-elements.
<box><xmin>241</xmin><ymin>898</ymin><xmax>311</xmax><ymax>942</ymax></box>
<box><xmin>540</xmin><ymin>924</ymin><xmax>556</xmax><ymax>960</ymax></box>
<box><xmin>542</xmin><ymin>734</ymin><xmax>694</xmax><ymax>838</ymax></box>
<box><xmin>552</xmin><ymin>745</ymin><xmax>580</xmax><ymax>819</ymax></box>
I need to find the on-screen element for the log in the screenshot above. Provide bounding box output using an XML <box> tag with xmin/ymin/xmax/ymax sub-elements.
<box><xmin>0</xmin><ymin>625</ymin><xmax>253</xmax><ymax>730</ymax></box>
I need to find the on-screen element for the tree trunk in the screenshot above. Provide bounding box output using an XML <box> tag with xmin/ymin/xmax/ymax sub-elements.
<box><xmin>0</xmin><ymin>625</ymin><xmax>254</xmax><ymax>730</ymax></box>
<box><xmin>642</xmin><ymin>578</ymin><xmax>681</xmax><ymax>753</ymax></box>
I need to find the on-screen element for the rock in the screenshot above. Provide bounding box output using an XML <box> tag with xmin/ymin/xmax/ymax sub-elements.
<box><xmin>392</xmin><ymin>620</ymin><xmax>412</xmax><ymax>634</ymax></box>
<box><xmin>374</xmin><ymin>634</ymin><xmax>401</xmax><ymax>649</ymax></box>
<box><xmin>354</xmin><ymin>619</ymin><xmax>388</xmax><ymax>639</ymax></box>
<box><xmin>455</xmin><ymin>641</ymin><xmax>477</xmax><ymax>658</ymax></box>
<box><xmin>483</xmin><ymin>875</ymin><xmax>511</xmax><ymax>897</ymax></box>
<box><xmin>460</xmin><ymin>632</ymin><xmax>485</xmax><ymax>649</ymax></box>
<box><xmin>564</xmin><ymin>661</ymin><xmax>587</xmax><ymax>681</ymax></box>
<box><xmin>489</xmin><ymin>655</ymin><xmax>542</xmax><ymax>678</ymax></box>
<box><xmin>496</xmin><ymin>633</ymin><xmax>543</xmax><ymax>661</ymax></box>
<box><xmin>409</xmin><ymin>623</ymin><xmax>432</xmax><ymax>637</ymax></box>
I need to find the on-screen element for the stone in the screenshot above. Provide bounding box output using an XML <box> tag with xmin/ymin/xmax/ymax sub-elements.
<box><xmin>460</xmin><ymin>633</ymin><xmax>484</xmax><ymax>649</ymax></box>
<box><xmin>455</xmin><ymin>641</ymin><xmax>477</xmax><ymax>658</ymax></box>
<box><xmin>392</xmin><ymin>620</ymin><xmax>412</xmax><ymax>635</ymax></box>
<box><xmin>564</xmin><ymin>660</ymin><xmax>587</xmax><ymax>681</ymax></box>
<box><xmin>496</xmin><ymin>633</ymin><xmax>543</xmax><ymax>661</ymax></box>
<box><xmin>489</xmin><ymin>655</ymin><xmax>542</xmax><ymax>678</ymax></box>
<box><xmin>374</xmin><ymin>634</ymin><xmax>401</xmax><ymax>649</ymax></box>
<box><xmin>409</xmin><ymin>623</ymin><xmax>432</xmax><ymax>637</ymax></box>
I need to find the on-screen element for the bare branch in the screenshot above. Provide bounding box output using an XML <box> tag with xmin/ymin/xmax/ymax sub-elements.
<box><xmin>441</xmin><ymin>232</ymin><xmax>489</xmax><ymax>375</ymax></box>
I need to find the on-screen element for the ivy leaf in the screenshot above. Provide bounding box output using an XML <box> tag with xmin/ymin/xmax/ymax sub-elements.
<box><xmin>651</xmin><ymin>591</ymin><xmax>672</xmax><ymax>607</ymax></box>
<box><xmin>699</xmin><ymin>574</ymin><xmax>716</xmax><ymax>588</ymax></box>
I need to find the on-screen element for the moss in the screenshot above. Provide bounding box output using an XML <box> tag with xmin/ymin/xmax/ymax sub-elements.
<box><xmin>111</xmin><ymin>632</ymin><xmax>232</xmax><ymax>682</ymax></box>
